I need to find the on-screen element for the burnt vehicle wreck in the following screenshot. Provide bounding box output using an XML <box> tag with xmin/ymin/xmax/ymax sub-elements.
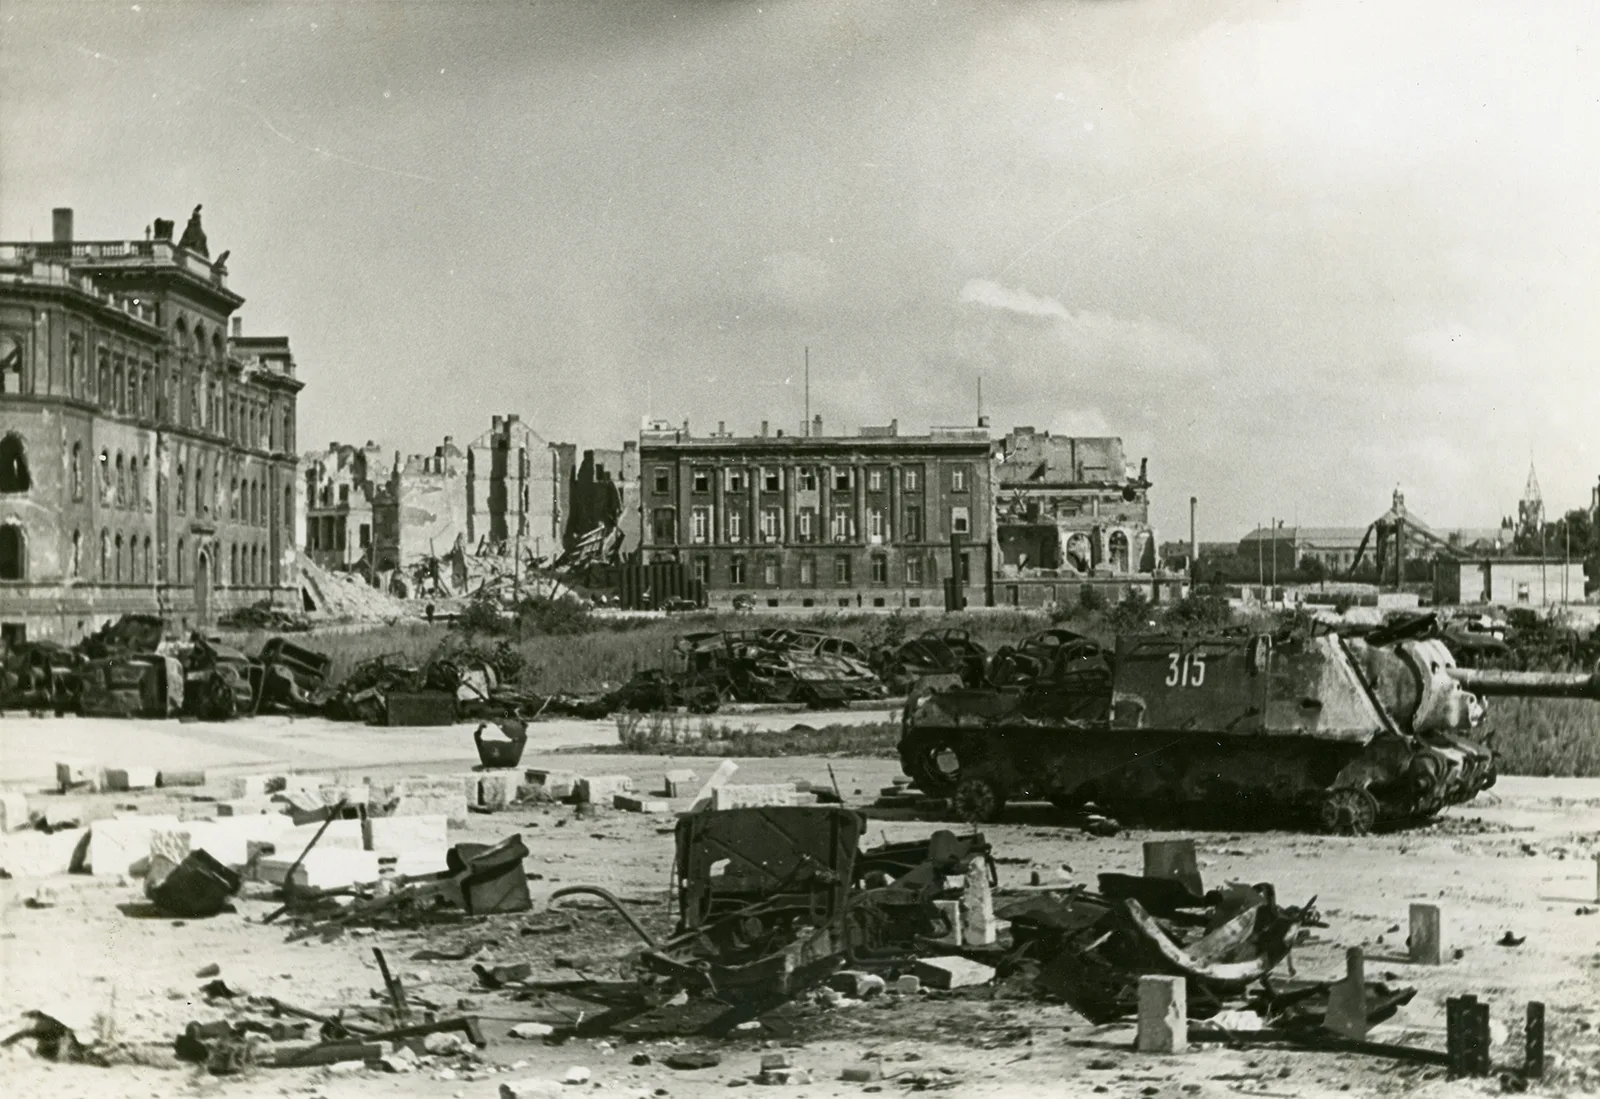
<box><xmin>899</xmin><ymin>616</ymin><xmax>1600</xmax><ymax>833</ymax></box>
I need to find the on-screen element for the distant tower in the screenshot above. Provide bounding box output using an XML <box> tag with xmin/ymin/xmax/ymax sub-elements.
<box><xmin>1516</xmin><ymin>462</ymin><xmax>1544</xmax><ymax>540</ymax></box>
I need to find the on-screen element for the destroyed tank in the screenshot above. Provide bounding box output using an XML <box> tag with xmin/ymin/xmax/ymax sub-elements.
<box><xmin>898</xmin><ymin>618</ymin><xmax>1600</xmax><ymax>834</ymax></box>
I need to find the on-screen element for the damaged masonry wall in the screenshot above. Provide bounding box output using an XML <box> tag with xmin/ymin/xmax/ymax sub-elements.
<box><xmin>373</xmin><ymin>439</ymin><xmax>468</xmax><ymax>573</ymax></box>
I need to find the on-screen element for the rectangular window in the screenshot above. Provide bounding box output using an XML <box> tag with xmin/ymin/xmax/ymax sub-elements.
<box><xmin>360</xmin><ymin>523</ymin><xmax>371</xmax><ymax>548</ymax></box>
<box><xmin>867</xmin><ymin>508</ymin><xmax>885</xmax><ymax>543</ymax></box>
<box><xmin>868</xmin><ymin>469</ymin><xmax>883</xmax><ymax>492</ymax></box>
<box><xmin>903</xmin><ymin>468</ymin><xmax>919</xmax><ymax>491</ymax></box>
<box><xmin>797</xmin><ymin>508</ymin><xmax>814</xmax><ymax>542</ymax></box>
<box><xmin>905</xmin><ymin>556</ymin><xmax>923</xmax><ymax>584</ymax></box>
<box><xmin>652</xmin><ymin>507</ymin><xmax>677</xmax><ymax>543</ymax></box>
<box><xmin>727</xmin><ymin>468</ymin><xmax>746</xmax><ymax>492</ymax></box>
<box><xmin>729</xmin><ymin>556</ymin><xmax>747</xmax><ymax>585</ymax></box>
<box><xmin>799</xmin><ymin>556</ymin><xmax>815</xmax><ymax>586</ymax></box>
<box><xmin>691</xmin><ymin>506</ymin><xmax>711</xmax><ymax>544</ymax></box>
<box><xmin>335</xmin><ymin>521</ymin><xmax>347</xmax><ymax>551</ymax></box>
<box><xmin>692</xmin><ymin>469</ymin><xmax>710</xmax><ymax>493</ymax></box>
<box><xmin>763</xmin><ymin>558</ymin><xmax>779</xmax><ymax>586</ymax></box>
<box><xmin>870</xmin><ymin>555</ymin><xmax>888</xmax><ymax>584</ymax></box>
<box><xmin>726</xmin><ymin>510</ymin><xmax>743</xmax><ymax>543</ymax></box>
<box><xmin>834</xmin><ymin>555</ymin><xmax>852</xmax><ymax>585</ymax></box>
<box><xmin>960</xmin><ymin>553</ymin><xmax>971</xmax><ymax>583</ymax></box>
<box><xmin>904</xmin><ymin>505</ymin><xmax>922</xmax><ymax>542</ymax></box>
<box><xmin>693</xmin><ymin>556</ymin><xmax>711</xmax><ymax>586</ymax></box>
<box><xmin>339</xmin><ymin>485</ymin><xmax>350</xmax><ymax>505</ymax></box>
<box><xmin>831</xmin><ymin>507</ymin><xmax>852</xmax><ymax>543</ymax></box>
<box><xmin>760</xmin><ymin>506</ymin><xmax>781</xmax><ymax>542</ymax></box>
<box><xmin>653</xmin><ymin>467</ymin><xmax>671</xmax><ymax>494</ymax></box>
<box><xmin>951</xmin><ymin>467</ymin><xmax>967</xmax><ymax>492</ymax></box>
<box><xmin>799</xmin><ymin>468</ymin><xmax>817</xmax><ymax>491</ymax></box>
<box><xmin>833</xmin><ymin>467</ymin><xmax>851</xmax><ymax>491</ymax></box>
<box><xmin>951</xmin><ymin>506</ymin><xmax>970</xmax><ymax>535</ymax></box>
<box><xmin>763</xmin><ymin>468</ymin><xmax>781</xmax><ymax>492</ymax></box>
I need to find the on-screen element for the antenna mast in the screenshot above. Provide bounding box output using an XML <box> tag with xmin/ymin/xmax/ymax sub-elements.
<box><xmin>804</xmin><ymin>346</ymin><xmax>810</xmax><ymax>437</ymax></box>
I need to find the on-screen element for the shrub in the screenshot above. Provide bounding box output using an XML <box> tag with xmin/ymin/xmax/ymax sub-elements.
<box><xmin>455</xmin><ymin>592</ymin><xmax>509</xmax><ymax>636</ymax></box>
<box><xmin>514</xmin><ymin>594</ymin><xmax>593</xmax><ymax>636</ymax></box>
<box><xmin>1105</xmin><ymin>589</ymin><xmax>1154</xmax><ymax>633</ymax></box>
<box><xmin>1077</xmin><ymin>585</ymin><xmax>1108</xmax><ymax>613</ymax></box>
<box><xmin>1161</xmin><ymin>594</ymin><xmax>1233</xmax><ymax>633</ymax></box>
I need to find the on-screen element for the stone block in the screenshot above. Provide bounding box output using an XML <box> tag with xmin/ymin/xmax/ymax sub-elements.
<box><xmin>363</xmin><ymin>813</ymin><xmax>448</xmax><ymax>855</ymax></box>
<box><xmin>1409</xmin><ymin>903</ymin><xmax>1443</xmax><ymax>966</ymax></box>
<box><xmin>226</xmin><ymin>775</ymin><xmax>276</xmax><ymax>799</ymax></box>
<box><xmin>0</xmin><ymin>827</ymin><xmax>89</xmax><ymax>878</ymax></box>
<box><xmin>575</xmin><ymin>775</ymin><xmax>633</xmax><ymax>803</ymax></box>
<box><xmin>711</xmin><ymin>784</ymin><xmax>796</xmax><ymax>810</ymax></box>
<box><xmin>827</xmin><ymin>971</ymin><xmax>886</xmax><ymax>999</ymax></box>
<box><xmin>156</xmin><ymin>815</ymin><xmax>300</xmax><ymax>868</ymax></box>
<box><xmin>893</xmin><ymin>975</ymin><xmax>921</xmax><ymax>995</ymax></box>
<box><xmin>1143</xmin><ymin>838</ymin><xmax>1203</xmax><ymax>898</ymax></box>
<box><xmin>509</xmin><ymin>1022</ymin><xmax>555</xmax><ymax>1039</ymax></box>
<box><xmin>499</xmin><ymin>1080</ymin><xmax>565</xmax><ymax>1099</ymax></box>
<box><xmin>215</xmin><ymin>798</ymin><xmax>278</xmax><ymax>817</ymax></box>
<box><xmin>910</xmin><ymin>956</ymin><xmax>995</xmax><ymax>991</ymax></box>
<box><xmin>392</xmin><ymin>846</ymin><xmax>450</xmax><ymax>877</ymax></box>
<box><xmin>1136</xmin><ymin>975</ymin><xmax>1188</xmax><ymax>1053</ymax></box>
<box><xmin>476</xmin><ymin>773</ymin><xmax>516</xmax><ymax>811</ymax></box>
<box><xmin>524</xmin><ymin>769</ymin><xmax>579</xmax><ymax>799</ymax></box>
<box><xmin>760</xmin><ymin>1053</ymin><xmax>793</xmax><ymax>1071</ymax></box>
<box><xmin>688</xmin><ymin>759</ymin><xmax>740</xmax><ymax>809</ymax></box>
<box><xmin>156</xmin><ymin>769</ymin><xmax>207</xmax><ymax>788</ymax></box>
<box><xmin>760</xmin><ymin>1067</ymin><xmax>812</xmax><ymax>1085</ymax></box>
<box><xmin>88</xmin><ymin>814</ymin><xmax>182</xmax><ymax>877</ymax></box>
<box><xmin>613</xmin><ymin>794</ymin><xmax>670</xmax><ymax>813</ymax></box>
<box><xmin>1325</xmin><ymin>948</ymin><xmax>1369</xmax><ymax>1040</ymax></box>
<box><xmin>257</xmin><ymin>848</ymin><xmax>381</xmax><ymax>891</ymax></box>
<box><xmin>105</xmin><ymin>766</ymin><xmax>157</xmax><ymax>791</ymax></box>
<box><xmin>43</xmin><ymin>802</ymin><xmax>86</xmax><ymax>830</ymax></box>
<box><xmin>0</xmin><ymin>791</ymin><xmax>28</xmax><ymax>832</ymax></box>
<box><xmin>276</xmin><ymin>819</ymin><xmax>365</xmax><ymax>852</ymax></box>
<box><xmin>371</xmin><ymin>777</ymin><xmax>470</xmax><ymax>826</ymax></box>
<box><xmin>961</xmin><ymin>857</ymin><xmax>997</xmax><ymax>946</ymax></box>
<box><xmin>932</xmin><ymin>899</ymin><xmax>963</xmax><ymax>946</ymax></box>
<box><xmin>841</xmin><ymin>1064</ymin><xmax>883</xmax><ymax>1082</ymax></box>
<box><xmin>56</xmin><ymin>760</ymin><xmax>104</xmax><ymax>793</ymax></box>
<box><xmin>662</xmin><ymin>769</ymin><xmax>697</xmax><ymax>798</ymax></box>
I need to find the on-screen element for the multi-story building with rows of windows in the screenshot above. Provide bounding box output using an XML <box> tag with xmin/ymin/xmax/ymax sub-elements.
<box><xmin>0</xmin><ymin>206</ymin><xmax>303</xmax><ymax>643</ymax></box>
<box><xmin>637</xmin><ymin>416</ymin><xmax>995</xmax><ymax>610</ymax></box>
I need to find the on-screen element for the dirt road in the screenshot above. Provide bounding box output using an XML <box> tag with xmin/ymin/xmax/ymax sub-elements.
<box><xmin>2</xmin><ymin>714</ymin><xmax>1597</xmax><ymax>1098</ymax></box>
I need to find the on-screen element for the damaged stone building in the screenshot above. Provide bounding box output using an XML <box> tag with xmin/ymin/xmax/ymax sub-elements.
<box><xmin>371</xmin><ymin>438</ymin><xmax>468</xmax><ymax>573</ymax></box>
<box><xmin>465</xmin><ymin>414</ymin><xmax>573</xmax><ymax>562</ymax></box>
<box><xmin>563</xmin><ymin>443</ymin><xmax>641</xmax><ymax>559</ymax></box>
<box><xmin>0</xmin><ymin>206</ymin><xmax>303</xmax><ymax>642</ymax></box>
<box><xmin>301</xmin><ymin>440</ymin><xmax>384</xmax><ymax>572</ymax></box>
<box><xmin>637</xmin><ymin>417</ymin><xmax>995</xmax><ymax>610</ymax></box>
<box><xmin>993</xmin><ymin>429</ymin><xmax>1158</xmax><ymax>606</ymax></box>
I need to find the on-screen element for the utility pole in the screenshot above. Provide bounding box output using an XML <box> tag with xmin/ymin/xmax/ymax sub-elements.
<box><xmin>804</xmin><ymin>346</ymin><xmax>810</xmax><ymax>438</ymax></box>
<box><xmin>1257</xmin><ymin>520</ymin><xmax>1264</xmax><ymax>589</ymax></box>
<box><xmin>1271</xmin><ymin>516</ymin><xmax>1278</xmax><ymax>593</ymax></box>
<box><xmin>1188</xmin><ymin>496</ymin><xmax>1197</xmax><ymax>583</ymax></box>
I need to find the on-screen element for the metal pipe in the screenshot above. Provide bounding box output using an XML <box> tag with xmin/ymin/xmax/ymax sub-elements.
<box><xmin>548</xmin><ymin>885</ymin><xmax>663</xmax><ymax>950</ymax></box>
<box><xmin>1448</xmin><ymin>667</ymin><xmax>1600</xmax><ymax>700</ymax></box>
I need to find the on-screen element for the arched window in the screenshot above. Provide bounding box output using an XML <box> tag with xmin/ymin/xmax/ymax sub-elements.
<box><xmin>212</xmin><ymin>468</ymin><xmax>220</xmax><ymax>516</ymax></box>
<box><xmin>193</xmin><ymin>323</ymin><xmax>206</xmax><ymax>358</ymax></box>
<box><xmin>96</xmin><ymin>348</ymin><xmax>110</xmax><ymax>402</ymax></box>
<box><xmin>129</xmin><ymin>536</ymin><xmax>140</xmax><ymax>584</ymax></box>
<box><xmin>69</xmin><ymin>336</ymin><xmax>84</xmax><ymax>397</ymax></box>
<box><xmin>131</xmin><ymin>368</ymin><xmax>142</xmax><ymax>418</ymax></box>
<box><xmin>71</xmin><ymin>442</ymin><xmax>83</xmax><ymax>500</ymax></box>
<box><xmin>144</xmin><ymin>535</ymin><xmax>153</xmax><ymax>583</ymax></box>
<box><xmin>230</xmin><ymin>476</ymin><xmax>238</xmax><ymax>520</ymax></box>
<box><xmin>1108</xmin><ymin>530</ymin><xmax>1131</xmax><ymax>574</ymax></box>
<box><xmin>114</xmin><ymin>533</ymin><xmax>124</xmax><ymax>582</ymax></box>
<box><xmin>0</xmin><ymin>523</ymin><xmax>23</xmax><ymax>580</ymax></box>
<box><xmin>284</xmin><ymin>486</ymin><xmax>292</xmax><ymax>533</ymax></box>
<box><xmin>142</xmin><ymin>365</ymin><xmax>153</xmax><ymax>417</ymax></box>
<box><xmin>177</xmin><ymin>462</ymin><xmax>186</xmax><ymax>513</ymax></box>
<box><xmin>229</xmin><ymin>543</ymin><xmax>238</xmax><ymax>586</ymax></box>
<box><xmin>100</xmin><ymin>529</ymin><xmax>109</xmax><ymax>579</ymax></box>
<box><xmin>248</xmin><ymin>545</ymin><xmax>257</xmax><ymax>585</ymax></box>
<box><xmin>176</xmin><ymin>537</ymin><xmax>186</xmax><ymax>583</ymax></box>
<box><xmin>129</xmin><ymin>456</ymin><xmax>140</xmax><ymax>511</ymax></box>
<box><xmin>196</xmin><ymin>464</ymin><xmax>206</xmax><ymax>517</ymax></box>
<box><xmin>113</xmin><ymin>359</ymin><xmax>125</xmax><ymax>413</ymax></box>
<box><xmin>0</xmin><ymin>433</ymin><xmax>30</xmax><ymax>494</ymax></box>
<box><xmin>0</xmin><ymin>333</ymin><xmax>23</xmax><ymax>394</ymax></box>
<box><xmin>213</xmin><ymin>332</ymin><xmax>224</xmax><ymax>362</ymax></box>
<box><xmin>71</xmin><ymin>529</ymin><xmax>81</xmax><ymax>577</ymax></box>
<box><xmin>115</xmin><ymin>452</ymin><xmax>126</xmax><ymax>507</ymax></box>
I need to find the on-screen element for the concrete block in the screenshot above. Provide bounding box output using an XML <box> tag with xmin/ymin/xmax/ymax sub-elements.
<box><xmin>56</xmin><ymin>760</ymin><xmax>104</xmax><ymax>793</ymax></box>
<box><xmin>894</xmin><ymin>975</ymin><xmax>921</xmax><ymax>995</ymax></box>
<box><xmin>371</xmin><ymin>777</ymin><xmax>471</xmax><ymax>825</ymax></box>
<box><xmin>1409</xmin><ymin>903</ymin><xmax>1443</xmax><ymax>966</ymax></box>
<box><xmin>711</xmin><ymin>784</ymin><xmax>796</xmax><ymax>810</ymax></box>
<box><xmin>499</xmin><ymin>1080</ymin><xmax>566</xmax><ymax>1099</ymax></box>
<box><xmin>1136</xmin><ymin>975</ymin><xmax>1188</xmax><ymax>1053</ymax></box>
<box><xmin>364</xmin><ymin>814</ymin><xmax>448</xmax><ymax>854</ymax></box>
<box><xmin>961</xmin><ymin>857</ymin><xmax>996</xmax><ymax>946</ymax></box>
<box><xmin>0</xmin><ymin>792</ymin><xmax>28</xmax><ymax>832</ymax></box>
<box><xmin>0</xmin><ymin>827</ymin><xmax>89</xmax><ymax>877</ymax></box>
<box><xmin>476</xmin><ymin>773</ymin><xmax>516</xmax><ymax>811</ymax></box>
<box><xmin>613</xmin><ymin>794</ymin><xmax>670</xmax><ymax>813</ymax></box>
<box><xmin>156</xmin><ymin>815</ymin><xmax>300</xmax><ymax>868</ymax></box>
<box><xmin>932</xmin><ymin>899</ymin><xmax>963</xmax><ymax>946</ymax></box>
<box><xmin>841</xmin><ymin>1064</ymin><xmax>883</xmax><ymax>1082</ymax></box>
<box><xmin>105</xmin><ymin>766</ymin><xmax>157</xmax><ymax>791</ymax></box>
<box><xmin>88</xmin><ymin>814</ymin><xmax>182</xmax><ymax>877</ymax></box>
<box><xmin>226</xmin><ymin>775</ymin><xmax>276</xmax><ymax>799</ymax></box>
<box><xmin>663</xmin><ymin>769</ymin><xmax>697</xmax><ymax>798</ymax></box>
<box><xmin>575</xmin><ymin>775</ymin><xmax>633</xmax><ymax>803</ymax></box>
<box><xmin>827</xmin><ymin>971</ymin><xmax>887</xmax><ymax>999</ymax></box>
<box><xmin>1325</xmin><ymin>947</ymin><xmax>1368</xmax><ymax>1040</ymax></box>
<box><xmin>524</xmin><ymin>769</ymin><xmax>579</xmax><ymax>799</ymax></box>
<box><xmin>689</xmin><ymin>760</ymin><xmax>740</xmax><ymax>809</ymax></box>
<box><xmin>760</xmin><ymin>1068</ymin><xmax>811</xmax><ymax>1085</ymax></box>
<box><xmin>43</xmin><ymin>802</ymin><xmax>86</xmax><ymax>830</ymax></box>
<box><xmin>215</xmin><ymin>798</ymin><xmax>278</xmax><ymax>817</ymax></box>
<box><xmin>1143</xmin><ymin>838</ymin><xmax>1203</xmax><ymax>897</ymax></box>
<box><xmin>910</xmin><ymin>956</ymin><xmax>995</xmax><ymax>991</ymax></box>
<box><xmin>257</xmin><ymin>848</ymin><xmax>381</xmax><ymax>891</ymax></box>
<box><xmin>156</xmin><ymin>769</ymin><xmax>206</xmax><ymax>787</ymax></box>
<box><xmin>392</xmin><ymin>846</ymin><xmax>450</xmax><ymax>877</ymax></box>
<box><xmin>277</xmin><ymin>819</ymin><xmax>365</xmax><ymax>852</ymax></box>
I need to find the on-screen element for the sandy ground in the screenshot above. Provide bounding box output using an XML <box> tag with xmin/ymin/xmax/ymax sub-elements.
<box><xmin>2</xmin><ymin>712</ymin><xmax>1599</xmax><ymax>1098</ymax></box>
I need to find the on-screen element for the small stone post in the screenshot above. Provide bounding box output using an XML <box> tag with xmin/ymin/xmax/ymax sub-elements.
<box><xmin>1525</xmin><ymin>1001</ymin><xmax>1545</xmax><ymax>1078</ymax></box>
<box><xmin>1409</xmin><ymin>903</ymin><xmax>1443</xmax><ymax>965</ymax></box>
<box><xmin>1136</xmin><ymin>975</ymin><xmax>1187</xmax><ymax>1054</ymax></box>
<box><xmin>1324</xmin><ymin>947</ymin><xmax>1368</xmax><ymax>1039</ymax></box>
<box><xmin>961</xmin><ymin>857</ymin><xmax>996</xmax><ymax>946</ymax></box>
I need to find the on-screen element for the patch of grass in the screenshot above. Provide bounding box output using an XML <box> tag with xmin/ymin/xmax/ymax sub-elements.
<box><xmin>1484</xmin><ymin>697</ymin><xmax>1600</xmax><ymax>777</ymax></box>
<box><xmin>602</xmin><ymin>715</ymin><xmax>901</xmax><ymax>759</ymax></box>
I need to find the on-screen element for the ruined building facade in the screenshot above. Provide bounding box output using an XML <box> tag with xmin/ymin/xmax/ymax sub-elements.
<box><xmin>638</xmin><ymin>418</ymin><xmax>995</xmax><ymax>610</ymax></box>
<box><xmin>465</xmin><ymin>414</ymin><xmax>573</xmax><ymax>561</ymax></box>
<box><xmin>372</xmin><ymin>438</ymin><xmax>468</xmax><ymax>572</ymax></box>
<box><xmin>0</xmin><ymin>206</ymin><xmax>302</xmax><ymax>642</ymax></box>
<box><xmin>302</xmin><ymin>440</ymin><xmax>384</xmax><ymax>571</ymax></box>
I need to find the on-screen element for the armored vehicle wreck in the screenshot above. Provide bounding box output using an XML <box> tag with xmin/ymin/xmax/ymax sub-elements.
<box><xmin>899</xmin><ymin>618</ymin><xmax>1600</xmax><ymax>833</ymax></box>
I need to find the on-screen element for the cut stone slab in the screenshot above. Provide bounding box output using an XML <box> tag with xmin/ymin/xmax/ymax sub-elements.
<box><xmin>0</xmin><ymin>827</ymin><xmax>89</xmax><ymax>878</ymax></box>
<box><xmin>56</xmin><ymin>760</ymin><xmax>104</xmax><ymax>793</ymax></box>
<box><xmin>215</xmin><ymin>798</ymin><xmax>278</xmax><ymax>817</ymax></box>
<box><xmin>257</xmin><ymin>848</ymin><xmax>381</xmax><ymax>891</ymax></box>
<box><xmin>475</xmin><ymin>773</ymin><xmax>516</xmax><ymax>811</ymax></box>
<box><xmin>156</xmin><ymin>769</ymin><xmax>206</xmax><ymax>788</ymax></box>
<box><xmin>499</xmin><ymin>1080</ymin><xmax>566</xmax><ymax>1099</ymax></box>
<box><xmin>1137</xmin><ymin>974</ymin><xmax>1188</xmax><ymax>1053</ymax></box>
<box><xmin>613</xmin><ymin>794</ymin><xmax>669</xmax><ymax>813</ymax></box>
<box><xmin>105</xmin><ymin>767</ymin><xmax>158</xmax><ymax>792</ymax></box>
<box><xmin>910</xmin><ymin>956</ymin><xmax>995</xmax><ymax>991</ymax></box>
<box><xmin>508</xmin><ymin>1022</ymin><xmax>554</xmax><ymax>1039</ymax></box>
<box><xmin>370</xmin><ymin>776</ymin><xmax>471</xmax><ymax>825</ymax></box>
<box><xmin>524</xmin><ymin>769</ymin><xmax>579</xmax><ymax>799</ymax></box>
<box><xmin>662</xmin><ymin>769</ymin><xmax>698</xmax><ymax>798</ymax></box>
<box><xmin>932</xmin><ymin>899</ymin><xmax>963</xmax><ymax>946</ymax></box>
<box><xmin>226</xmin><ymin>775</ymin><xmax>277</xmax><ymax>799</ymax></box>
<box><xmin>961</xmin><ymin>857</ymin><xmax>997</xmax><ymax>946</ymax></box>
<box><xmin>89</xmin><ymin>814</ymin><xmax>183</xmax><ymax>877</ymax></box>
<box><xmin>1409</xmin><ymin>903</ymin><xmax>1443</xmax><ymax>966</ymax></box>
<box><xmin>711</xmin><ymin>784</ymin><xmax>797</xmax><ymax>810</ymax></box>
<box><xmin>575</xmin><ymin>775</ymin><xmax>633</xmax><ymax>803</ymax></box>
<box><xmin>0</xmin><ymin>792</ymin><xmax>28</xmax><ymax>833</ymax></box>
<box><xmin>363</xmin><ymin>814</ymin><xmax>448</xmax><ymax>854</ymax></box>
<box><xmin>688</xmin><ymin>760</ymin><xmax>740</xmax><ymax>810</ymax></box>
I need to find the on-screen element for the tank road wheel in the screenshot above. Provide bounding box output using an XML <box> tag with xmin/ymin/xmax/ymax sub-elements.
<box><xmin>1318</xmin><ymin>787</ymin><xmax>1379</xmax><ymax>836</ymax></box>
<box><xmin>953</xmin><ymin>775</ymin><xmax>1006</xmax><ymax>823</ymax></box>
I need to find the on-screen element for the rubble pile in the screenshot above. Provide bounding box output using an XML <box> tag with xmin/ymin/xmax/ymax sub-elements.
<box><xmin>298</xmin><ymin>555</ymin><xmax>415</xmax><ymax>623</ymax></box>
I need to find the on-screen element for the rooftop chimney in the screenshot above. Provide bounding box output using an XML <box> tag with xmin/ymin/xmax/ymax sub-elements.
<box><xmin>760</xmin><ymin>420</ymin><xmax>769</xmax><ymax>437</ymax></box>
<box><xmin>718</xmin><ymin>420</ymin><xmax>726</xmax><ymax>435</ymax></box>
<box><xmin>977</xmin><ymin>414</ymin><xmax>991</xmax><ymax>428</ymax></box>
<box><xmin>52</xmin><ymin>208</ymin><xmax>74</xmax><ymax>244</ymax></box>
<box><xmin>506</xmin><ymin>413</ymin><xmax>519</xmax><ymax>424</ymax></box>
<box><xmin>492</xmin><ymin>415</ymin><xmax>504</xmax><ymax>432</ymax></box>
<box><xmin>230</xmin><ymin>317</ymin><xmax>242</xmax><ymax>338</ymax></box>
<box><xmin>813</xmin><ymin>414</ymin><xmax>823</xmax><ymax>438</ymax></box>
<box><xmin>889</xmin><ymin>418</ymin><xmax>898</xmax><ymax>436</ymax></box>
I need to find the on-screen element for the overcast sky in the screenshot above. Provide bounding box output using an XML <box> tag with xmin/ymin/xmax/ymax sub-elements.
<box><xmin>4</xmin><ymin>0</ymin><xmax>1596</xmax><ymax>541</ymax></box>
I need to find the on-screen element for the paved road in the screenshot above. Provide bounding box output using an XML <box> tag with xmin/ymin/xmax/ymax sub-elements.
<box><xmin>0</xmin><ymin>706</ymin><xmax>898</xmax><ymax>789</ymax></box>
